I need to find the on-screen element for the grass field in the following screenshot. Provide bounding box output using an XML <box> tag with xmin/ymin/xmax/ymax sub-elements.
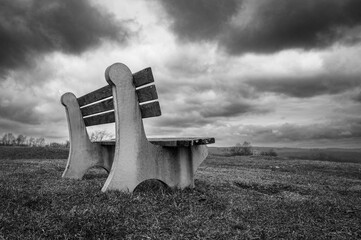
<box><xmin>1</xmin><ymin>146</ymin><xmax>361</xmax><ymax>239</ymax></box>
<box><xmin>209</xmin><ymin>147</ymin><xmax>361</xmax><ymax>164</ymax></box>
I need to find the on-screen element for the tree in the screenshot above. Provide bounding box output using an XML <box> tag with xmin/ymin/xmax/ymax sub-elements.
<box><xmin>89</xmin><ymin>130</ymin><xmax>113</xmax><ymax>141</ymax></box>
<box><xmin>65</xmin><ymin>140</ymin><xmax>70</xmax><ymax>148</ymax></box>
<box><xmin>261</xmin><ymin>149</ymin><xmax>278</xmax><ymax>157</ymax></box>
<box><xmin>35</xmin><ymin>137</ymin><xmax>45</xmax><ymax>147</ymax></box>
<box><xmin>2</xmin><ymin>133</ymin><xmax>16</xmax><ymax>145</ymax></box>
<box><xmin>232</xmin><ymin>141</ymin><xmax>253</xmax><ymax>156</ymax></box>
<box><xmin>16</xmin><ymin>134</ymin><xmax>27</xmax><ymax>146</ymax></box>
<box><xmin>49</xmin><ymin>142</ymin><xmax>62</xmax><ymax>148</ymax></box>
<box><xmin>28</xmin><ymin>137</ymin><xmax>36</xmax><ymax>147</ymax></box>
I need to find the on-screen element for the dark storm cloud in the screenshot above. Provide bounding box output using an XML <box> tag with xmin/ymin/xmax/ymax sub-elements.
<box><xmin>157</xmin><ymin>0</ymin><xmax>239</xmax><ymax>42</ymax></box>
<box><xmin>0</xmin><ymin>0</ymin><xmax>129</xmax><ymax>77</ymax></box>
<box><xmin>154</xmin><ymin>86</ymin><xmax>267</xmax><ymax>129</ymax></box>
<box><xmin>157</xmin><ymin>0</ymin><xmax>361</xmax><ymax>54</ymax></box>
<box><xmin>222</xmin><ymin>0</ymin><xmax>361</xmax><ymax>54</ymax></box>
<box><xmin>199</xmin><ymin>101</ymin><xmax>266</xmax><ymax>118</ymax></box>
<box><xmin>153</xmin><ymin>64</ymin><xmax>269</xmax><ymax>130</ymax></box>
<box><xmin>246</xmin><ymin>74</ymin><xmax>361</xmax><ymax>98</ymax></box>
<box><xmin>0</xmin><ymin>102</ymin><xmax>40</xmax><ymax>124</ymax></box>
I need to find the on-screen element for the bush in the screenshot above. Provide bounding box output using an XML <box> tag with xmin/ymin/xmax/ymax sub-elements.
<box><xmin>261</xmin><ymin>149</ymin><xmax>278</xmax><ymax>157</ymax></box>
<box><xmin>47</xmin><ymin>142</ymin><xmax>69</xmax><ymax>149</ymax></box>
<box><xmin>231</xmin><ymin>141</ymin><xmax>253</xmax><ymax>156</ymax></box>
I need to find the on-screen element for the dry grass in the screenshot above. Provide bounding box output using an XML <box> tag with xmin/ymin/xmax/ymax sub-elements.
<box><xmin>1</xmin><ymin>148</ymin><xmax>361</xmax><ymax>239</ymax></box>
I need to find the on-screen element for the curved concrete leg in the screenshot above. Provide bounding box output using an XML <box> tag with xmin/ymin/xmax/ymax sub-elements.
<box><xmin>61</xmin><ymin>93</ymin><xmax>112</xmax><ymax>179</ymax></box>
<box><xmin>62</xmin><ymin>142</ymin><xmax>114</xmax><ymax>179</ymax></box>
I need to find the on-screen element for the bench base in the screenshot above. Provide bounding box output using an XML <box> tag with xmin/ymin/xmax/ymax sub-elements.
<box><xmin>101</xmin><ymin>142</ymin><xmax>209</xmax><ymax>192</ymax></box>
<box><xmin>62</xmin><ymin>137</ymin><xmax>213</xmax><ymax>188</ymax></box>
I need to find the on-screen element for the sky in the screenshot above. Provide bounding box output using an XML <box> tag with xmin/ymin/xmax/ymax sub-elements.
<box><xmin>0</xmin><ymin>0</ymin><xmax>361</xmax><ymax>148</ymax></box>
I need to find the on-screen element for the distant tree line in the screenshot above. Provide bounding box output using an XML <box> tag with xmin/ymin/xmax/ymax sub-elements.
<box><xmin>0</xmin><ymin>133</ymin><xmax>69</xmax><ymax>148</ymax></box>
<box><xmin>0</xmin><ymin>130</ymin><xmax>112</xmax><ymax>148</ymax></box>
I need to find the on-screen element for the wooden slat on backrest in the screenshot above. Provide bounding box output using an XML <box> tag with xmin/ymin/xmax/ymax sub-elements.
<box><xmin>133</xmin><ymin>67</ymin><xmax>161</xmax><ymax>118</ymax></box>
<box><xmin>133</xmin><ymin>68</ymin><xmax>154</xmax><ymax>87</ymax></box>
<box><xmin>80</xmin><ymin>98</ymin><xmax>114</xmax><ymax>117</ymax></box>
<box><xmin>136</xmin><ymin>85</ymin><xmax>158</xmax><ymax>103</ymax></box>
<box><xmin>140</xmin><ymin>101</ymin><xmax>161</xmax><ymax>118</ymax></box>
<box><xmin>77</xmin><ymin>85</ymin><xmax>112</xmax><ymax>107</ymax></box>
<box><xmin>79</xmin><ymin>66</ymin><xmax>160</xmax><ymax>127</ymax></box>
<box><xmin>83</xmin><ymin>111</ymin><xmax>115</xmax><ymax>127</ymax></box>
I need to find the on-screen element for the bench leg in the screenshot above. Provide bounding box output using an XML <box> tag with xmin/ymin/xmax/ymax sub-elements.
<box><xmin>62</xmin><ymin>143</ymin><xmax>111</xmax><ymax>179</ymax></box>
<box><xmin>61</xmin><ymin>93</ymin><xmax>112</xmax><ymax>179</ymax></box>
<box><xmin>168</xmin><ymin>145</ymin><xmax>208</xmax><ymax>189</ymax></box>
<box><xmin>101</xmin><ymin>144</ymin><xmax>208</xmax><ymax>192</ymax></box>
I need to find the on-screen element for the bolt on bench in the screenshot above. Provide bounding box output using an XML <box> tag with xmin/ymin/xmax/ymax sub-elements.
<box><xmin>61</xmin><ymin>63</ymin><xmax>215</xmax><ymax>192</ymax></box>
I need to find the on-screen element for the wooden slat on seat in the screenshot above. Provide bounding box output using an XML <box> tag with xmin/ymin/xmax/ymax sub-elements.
<box><xmin>133</xmin><ymin>68</ymin><xmax>154</xmax><ymax>87</ymax></box>
<box><xmin>80</xmin><ymin>98</ymin><xmax>114</xmax><ymax>117</ymax></box>
<box><xmin>140</xmin><ymin>101</ymin><xmax>161</xmax><ymax>118</ymax></box>
<box><xmin>136</xmin><ymin>85</ymin><xmax>158</xmax><ymax>103</ymax></box>
<box><xmin>77</xmin><ymin>85</ymin><xmax>112</xmax><ymax>107</ymax></box>
<box><xmin>96</xmin><ymin>137</ymin><xmax>215</xmax><ymax>147</ymax></box>
<box><xmin>83</xmin><ymin>111</ymin><xmax>115</xmax><ymax>126</ymax></box>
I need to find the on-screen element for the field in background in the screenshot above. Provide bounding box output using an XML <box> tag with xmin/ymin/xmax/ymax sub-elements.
<box><xmin>1</xmin><ymin>146</ymin><xmax>361</xmax><ymax>239</ymax></box>
<box><xmin>0</xmin><ymin>146</ymin><xmax>69</xmax><ymax>160</ymax></box>
<box><xmin>209</xmin><ymin>146</ymin><xmax>361</xmax><ymax>163</ymax></box>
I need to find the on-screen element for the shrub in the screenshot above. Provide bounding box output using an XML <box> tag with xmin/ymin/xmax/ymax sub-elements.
<box><xmin>261</xmin><ymin>149</ymin><xmax>278</xmax><ymax>157</ymax></box>
<box><xmin>231</xmin><ymin>141</ymin><xmax>253</xmax><ymax>156</ymax></box>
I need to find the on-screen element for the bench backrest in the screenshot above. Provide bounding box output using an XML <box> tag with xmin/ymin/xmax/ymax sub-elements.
<box><xmin>77</xmin><ymin>68</ymin><xmax>161</xmax><ymax>127</ymax></box>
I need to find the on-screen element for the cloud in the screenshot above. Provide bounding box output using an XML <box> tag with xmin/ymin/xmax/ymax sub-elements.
<box><xmin>244</xmin><ymin>46</ymin><xmax>361</xmax><ymax>98</ymax></box>
<box><xmin>152</xmin><ymin>84</ymin><xmax>268</xmax><ymax>130</ymax></box>
<box><xmin>157</xmin><ymin>0</ymin><xmax>361</xmax><ymax>54</ymax></box>
<box><xmin>0</xmin><ymin>79</ymin><xmax>54</xmax><ymax>125</ymax></box>
<box><xmin>199</xmin><ymin>101</ymin><xmax>258</xmax><ymax>118</ymax></box>
<box><xmin>353</xmin><ymin>90</ymin><xmax>361</xmax><ymax>102</ymax></box>
<box><xmin>246</xmin><ymin>73</ymin><xmax>361</xmax><ymax>98</ymax></box>
<box><xmin>242</xmin><ymin>120</ymin><xmax>361</xmax><ymax>142</ymax></box>
<box><xmin>157</xmin><ymin>0</ymin><xmax>239</xmax><ymax>42</ymax></box>
<box><xmin>0</xmin><ymin>101</ymin><xmax>40</xmax><ymax>125</ymax></box>
<box><xmin>0</xmin><ymin>0</ymin><xmax>129</xmax><ymax>78</ymax></box>
<box><xmin>154</xmin><ymin>113</ymin><xmax>213</xmax><ymax>129</ymax></box>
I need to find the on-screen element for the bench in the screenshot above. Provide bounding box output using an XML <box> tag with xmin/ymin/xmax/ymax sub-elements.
<box><xmin>61</xmin><ymin>62</ymin><xmax>215</xmax><ymax>192</ymax></box>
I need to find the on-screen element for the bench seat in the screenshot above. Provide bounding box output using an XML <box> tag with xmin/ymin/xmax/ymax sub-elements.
<box><xmin>96</xmin><ymin>137</ymin><xmax>215</xmax><ymax>147</ymax></box>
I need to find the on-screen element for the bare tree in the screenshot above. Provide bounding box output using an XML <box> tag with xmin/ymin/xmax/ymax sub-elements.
<box><xmin>16</xmin><ymin>134</ymin><xmax>27</xmax><ymax>146</ymax></box>
<box><xmin>28</xmin><ymin>137</ymin><xmax>36</xmax><ymax>147</ymax></box>
<box><xmin>2</xmin><ymin>133</ymin><xmax>16</xmax><ymax>145</ymax></box>
<box><xmin>89</xmin><ymin>130</ymin><xmax>113</xmax><ymax>141</ymax></box>
<box><xmin>35</xmin><ymin>137</ymin><xmax>45</xmax><ymax>147</ymax></box>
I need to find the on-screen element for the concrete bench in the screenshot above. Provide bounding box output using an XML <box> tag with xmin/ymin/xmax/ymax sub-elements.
<box><xmin>61</xmin><ymin>63</ymin><xmax>214</xmax><ymax>192</ymax></box>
